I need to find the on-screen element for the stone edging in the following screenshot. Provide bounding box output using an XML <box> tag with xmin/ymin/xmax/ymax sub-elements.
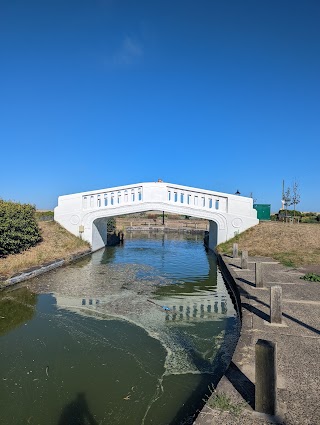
<box><xmin>194</xmin><ymin>251</ymin><xmax>255</xmax><ymax>424</ymax></box>
<box><xmin>0</xmin><ymin>249</ymin><xmax>92</xmax><ymax>289</ymax></box>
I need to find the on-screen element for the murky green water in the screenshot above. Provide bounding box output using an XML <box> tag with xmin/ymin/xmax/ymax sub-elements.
<box><xmin>0</xmin><ymin>233</ymin><xmax>239</xmax><ymax>425</ymax></box>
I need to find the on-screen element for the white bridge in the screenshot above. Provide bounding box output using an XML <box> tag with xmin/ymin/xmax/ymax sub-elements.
<box><xmin>54</xmin><ymin>181</ymin><xmax>259</xmax><ymax>251</ymax></box>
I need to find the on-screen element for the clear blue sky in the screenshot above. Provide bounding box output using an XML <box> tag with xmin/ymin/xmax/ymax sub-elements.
<box><xmin>1</xmin><ymin>0</ymin><xmax>319</xmax><ymax>212</ymax></box>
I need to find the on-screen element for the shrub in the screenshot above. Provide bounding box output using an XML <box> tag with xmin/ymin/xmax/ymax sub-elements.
<box><xmin>35</xmin><ymin>210</ymin><xmax>54</xmax><ymax>221</ymax></box>
<box><xmin>279</xmin><ymin>209</ymin><xmax>302</xmax><ymax>217</ymax></box>
<box><xmin>107</xmin><ymin>217</ymin><xmax>116</xmax><ymax>233</ymax></box>
<box><xmin>0</xmin><ymin>200</ymin><xmax>42</xmax><ymax>257</ymax></box>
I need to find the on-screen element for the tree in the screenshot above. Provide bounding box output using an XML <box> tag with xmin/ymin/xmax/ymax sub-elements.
<box><xmin>283</xmin><ymin>187</ymin><xmax>292</xmax><ymax>217</ymax></box>
<box><xmin>292</xmin><ymin>181</ymin><xmax>301</xmax><ymax>217</ymax></box>
<box><xmin>107</xmin><ymin>217</ymin><xmax>116</xmax><ymax>233</ymax></box>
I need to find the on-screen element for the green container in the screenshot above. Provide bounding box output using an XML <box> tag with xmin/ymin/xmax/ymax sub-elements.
<box><xmin>253</xmin><ymin>204</ymin><xmax>271</xmax><ymax>220</ymax></box>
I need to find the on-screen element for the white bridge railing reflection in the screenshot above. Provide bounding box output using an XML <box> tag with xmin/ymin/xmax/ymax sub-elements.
<box><xmin>164</xmin><ymin>297</ymin><xmax>230</xmax><ymax>322</ymax></box>
<box><xmin>54</xmin><ymin>292</ymin><xmax>235</xmax><ymax>323</ymax></box>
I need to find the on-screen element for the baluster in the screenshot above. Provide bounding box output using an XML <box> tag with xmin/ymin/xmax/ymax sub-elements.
<box><xmin>83</xmin><ymin>196</ymin><xmax>88</xmax><ymax>209</ymax></box>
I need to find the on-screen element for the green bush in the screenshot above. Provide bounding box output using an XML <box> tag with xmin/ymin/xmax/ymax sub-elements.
<box><xmin>0</xmin><ymin>200</ymin><xmax>42</xmax><ymax>257</ymax></box>
<box><xmin>107</xmin><ymin>217</ymin><xmax>116</xmax><ymax>233</ymax></box>
<box><xmin>301</xmin><ymin>216</ymin><xmax>318</xmax><ymax>223</ymax></box>
<box><xmin>279</xmin><ymin>209</ymin><xmax>302</xmax><ymax>217</ymax></box>
<box><xmin>35</xmin><ymin>210</ymin><xmax>54</xmax><ymax>221</ymax></box>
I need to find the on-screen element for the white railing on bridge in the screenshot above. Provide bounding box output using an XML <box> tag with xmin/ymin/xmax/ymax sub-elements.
<box><xmin>80</xmin><ymin>182</ymin><xmax>228</xmax><ymax>213</ymax></box>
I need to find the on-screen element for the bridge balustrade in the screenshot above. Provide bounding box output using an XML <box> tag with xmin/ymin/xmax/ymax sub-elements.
<box><xmin>80</xmin><ymin>183</ymin><xmax>227</xmax><ymax>214</ymax></box>
<box><xmin>166</xmin><ymin>186</ymin><xmax>227</xmax><ymax>213</ymax></box>
<box><xmin>82</xmin><ymin>185</ymin><xmax>144</xmax><ymax>210</ymax></box>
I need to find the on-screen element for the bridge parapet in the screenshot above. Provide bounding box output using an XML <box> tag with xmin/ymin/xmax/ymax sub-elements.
<box><xmin>77</xmin><ymin>182</ymin><xmax>230</xmax><ymax>214</ymax></box>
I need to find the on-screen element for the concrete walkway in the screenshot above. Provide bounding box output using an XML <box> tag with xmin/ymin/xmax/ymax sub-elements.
<box><xmin>194</xmin><ymin>254</ymin><xmax>320</xmax><ymax>425</ymax></box>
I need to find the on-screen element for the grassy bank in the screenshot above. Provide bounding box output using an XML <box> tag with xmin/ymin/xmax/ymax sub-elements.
<box><xmin>217</xmin><ymin>221</ymin><xmax>320</xmax><ymax>268</ymax></box>
<box><xmin>0</xmin><ymin>221</ymin><xmax>90</xmax><ymax>281</ymax></box>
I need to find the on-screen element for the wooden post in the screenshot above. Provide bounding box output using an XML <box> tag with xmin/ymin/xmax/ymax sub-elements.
<box><xmin>255</xmin><ymin>262</ymin><xmax>263</xmax><ymax>288</ymax></box>
<box><xmin>233</xmin><ymin>243</ymin><xmax>238</xmax><ymax>258</ymax></box>
<box><xmin>241</xmin><ymin>250</ymin><xmax>248</xmax><ymax>269</ymax></box>
<box><xmin>270</xmin><ymin>286</ymin><xmax>282</xmax><ymax>324</ymax></box>
<box><xmin>255</xmin><ymin>339</ymin><xmax>277</xmax><ymax>415</ymax></box>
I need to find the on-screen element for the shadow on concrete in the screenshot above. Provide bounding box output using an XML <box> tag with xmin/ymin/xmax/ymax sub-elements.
<box><xmin>225</xmin><ymin>361</ymin><xmax>255</xmax><ymax>409</ymax></box>
<box><xmin>242</xmin><ymin>303</ymin><xmax>270</xmax><ymax>322</ymax></box>
<box><xmin>237</xmin><ymin>277</ymin><xmax>256</xmax><ymax>288</ymax></box>
<box><xmin>57</xmin><ymin>392</ymin><xmax>98</xmax><ymax>425</ymax></box>
<box><xmin>249</xmin><ymin>296</ymin><xmax>320</xmax><ymax>336</ymax></box>
<box><xmin>229</xmin><ymin>263</ymin><xmax>242</xmax><ymax>269</ymax></box>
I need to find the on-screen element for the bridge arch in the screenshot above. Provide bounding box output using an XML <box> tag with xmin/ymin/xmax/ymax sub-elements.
<box><xmin>54</xmin><ymin>181</ymin><xmax>258</xmax><ymax>251</ymax></box>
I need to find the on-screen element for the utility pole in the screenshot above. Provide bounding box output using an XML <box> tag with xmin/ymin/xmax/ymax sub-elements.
<box><xmin>281</xmin><ymin>180</ymin><xmax>285</xmax><ymax>210</ymax></box>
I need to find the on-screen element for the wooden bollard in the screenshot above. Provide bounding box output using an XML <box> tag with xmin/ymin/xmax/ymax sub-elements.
<box><xmin>255</xmin><ymin>339</ymin><xmax>277</xmax><ymax>415</ymax></box>
<box><xmin>255</xmin><ymin>262</ymin><xmax>263</xmax><ymax>287</ymax></box>
<box><xmin>233</xmin><ymin>243</ymin><xmax>238</xmax><ymax>258</ymax></box>
<box><xmin>270</xmin><ymin>286</ymin><xmax>282</xmax><ymax>324</ymax></box>
<box><xmin>241</xmin><ymin>250</ymin><xmax>248</xmax><ymax>269</ymax></box>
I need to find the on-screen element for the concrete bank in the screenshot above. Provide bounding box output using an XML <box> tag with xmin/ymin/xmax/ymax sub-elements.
<box><xmin>195</xmin><ymin>253</ymin><xmax>320</xmax><ymax>425</ymax></box>
<box><xmin>0</xmin><ymin>249</ymin><xmax>91</xmax><ymax>289</ymax></box>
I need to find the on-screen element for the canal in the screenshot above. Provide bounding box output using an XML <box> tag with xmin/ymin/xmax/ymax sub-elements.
<box><xmin>0</xmin><ymin>232</ymin><xmax>240</xmax><ymax>425</ymax></box>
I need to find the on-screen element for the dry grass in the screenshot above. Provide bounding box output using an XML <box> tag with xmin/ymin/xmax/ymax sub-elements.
<box><xmin>0</xmin><ymin>221</ymin><xmax>90</xmax><ymax>280</ymax></box>
<box><xmin>217</xmin><ymin>222</ymin><xmax>320</xmax><ymax>267</ymax></box>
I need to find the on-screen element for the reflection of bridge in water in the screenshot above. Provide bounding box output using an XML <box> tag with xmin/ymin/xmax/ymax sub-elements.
<box><xmin>164</xmin><ymin>296</ymin><xmax>230</xmax><ymax>322</ymax></box>
<box><xmin>53</xmin><ymin>288</ymin><xmax>234</xmax><ymax>324</ymax></box>
<box><xmin>52</xmin><ymin>238</ymin><xmax>236</xmax><ymax>323</ymax></box>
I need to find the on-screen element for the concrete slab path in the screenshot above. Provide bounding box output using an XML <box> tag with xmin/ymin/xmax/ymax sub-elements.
<box><xmin>194</xmin><ymin>254</ymin><xmax>320</xmax><ymax>425</ymax></box>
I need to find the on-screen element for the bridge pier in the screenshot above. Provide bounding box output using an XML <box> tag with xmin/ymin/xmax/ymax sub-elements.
<box><xmin>208</xmin><ymin>220</ymin><xmax>228</xmax><ymax>250</ymax></box>
<box><xmin>92</xmin><ymin>217</ymin><xmax>109</xmax><ymax>251</ymax></box>
<box><xmin>208</xmin><ymin>220</ymin><xmax>218</xmax><ymax>251</ymax></box>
